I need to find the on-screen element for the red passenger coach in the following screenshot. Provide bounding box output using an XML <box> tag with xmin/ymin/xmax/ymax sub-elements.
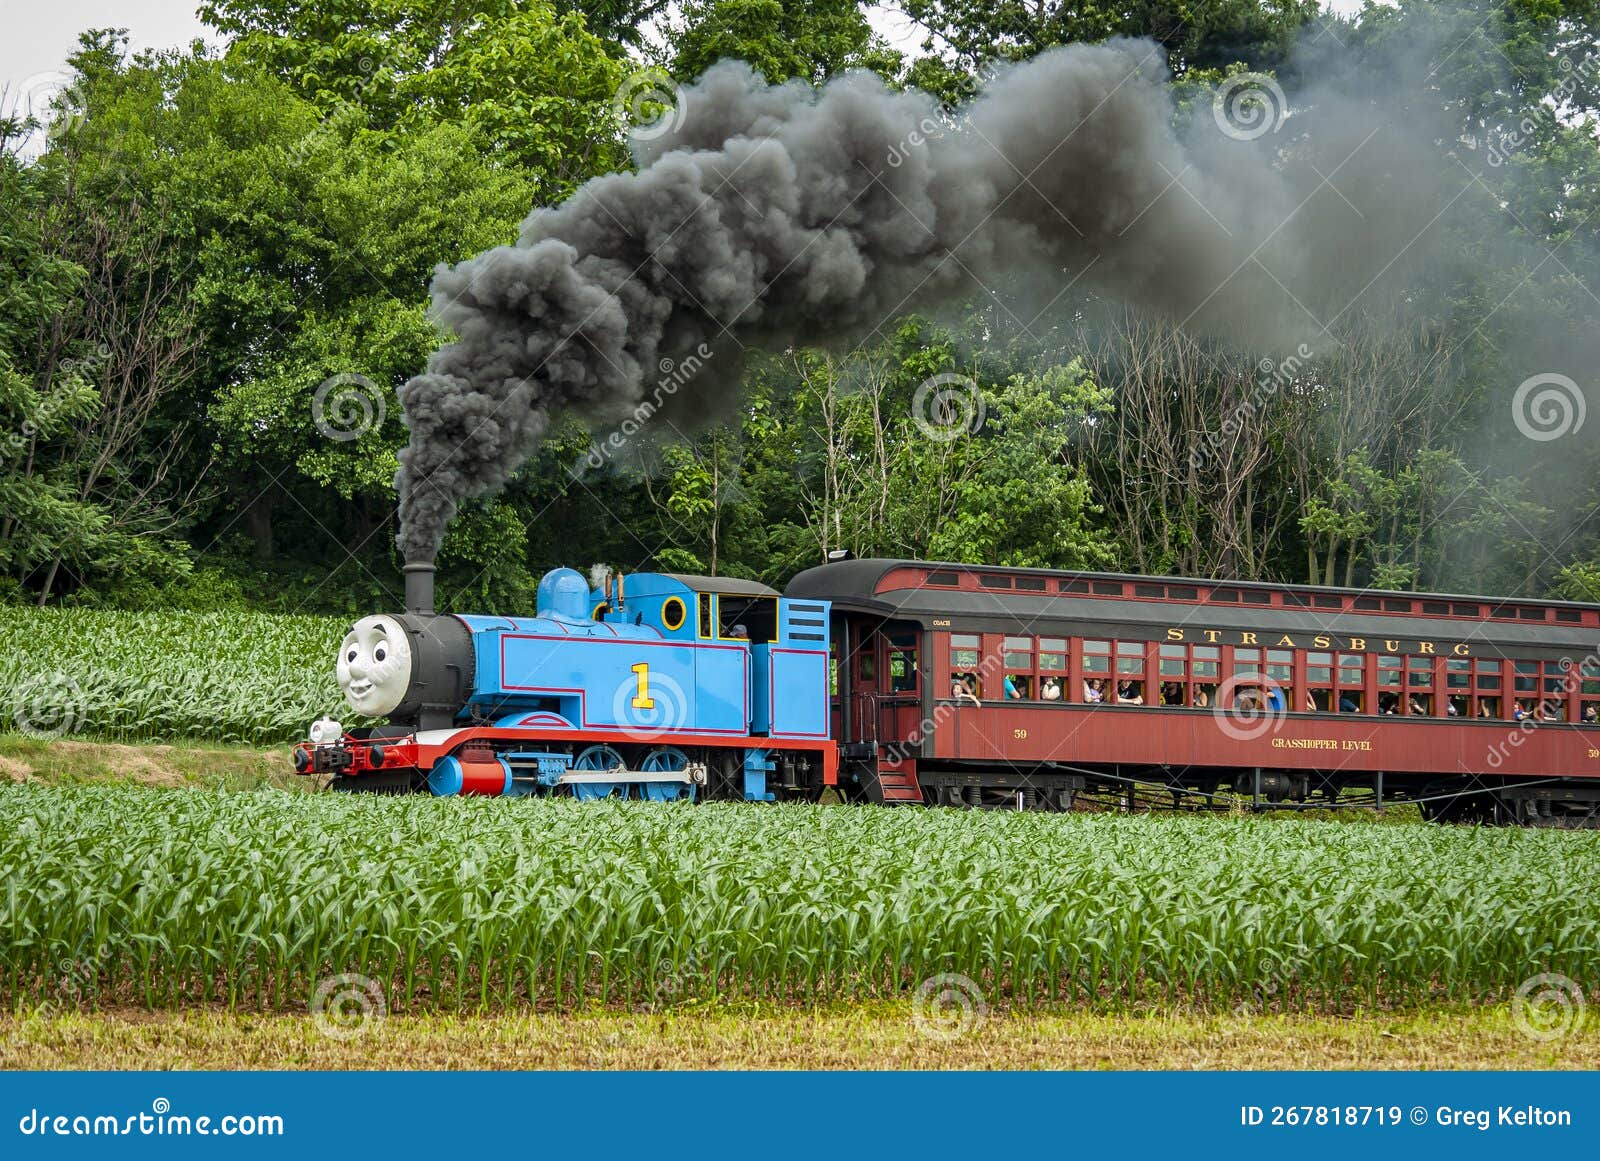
<box><xmin>784</xmin><ymin>559</ymin><xmax>1600</xmax><ymax>826</ymax></box>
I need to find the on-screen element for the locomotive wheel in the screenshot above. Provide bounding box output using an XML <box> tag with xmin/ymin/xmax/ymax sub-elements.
<box><xmin>572</xmin><ymin>744</ymin><xmax>626</xmax><ymax>801</ymax></box>
<box><xmin>640</xmin><ymin>747</ymin><xmax>695</xmax><ymax>802</ymax></box>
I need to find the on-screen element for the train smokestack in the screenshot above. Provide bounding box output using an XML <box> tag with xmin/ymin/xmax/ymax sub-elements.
<box><xmin>403</xmin><ymin>562</ymin><xmax>435</xmax><ymax>616</ymax></box>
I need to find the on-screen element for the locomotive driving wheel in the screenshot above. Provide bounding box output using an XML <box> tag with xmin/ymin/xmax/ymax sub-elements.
<box><xmin>640</xmin><ymin>746</ymin><xmax>695</xmax><ymax>802</ymax></box>
<box><xmin>571</xmin><ymin>744</ymin><xmax>626</xmax><ymax>800</ymax></box>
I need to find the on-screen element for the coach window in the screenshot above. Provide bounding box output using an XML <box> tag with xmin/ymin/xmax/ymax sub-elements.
<box><xmin>1337</xmin><ymin>654</ymin><xmax>1366</xmax><ymax>713</ymax></box>
<box><xmin>1081</xmin><ymin>639</ymin><xmax>1111</xmax><ymax>702</ymax></box>
<box><xmin>1115</xmin><ymin>641</ymin><xmax>1145</xmax><ymax>704</ymax></box>
<box><xmin>1408</xmin><ymin>657</ymin><xmax>1436</xmax><ymax>717</ymax></box>
<box><xmin>1038</xmin><ymin>638</ymin><xmax>1067</xmax><ymax>701</ymax></box>
<box><xmin>1159</xmin><ymin>644</ymin><xmax>1187</xmax><ymax>706</ymax></box>
<box><xmin>1581</xmin><ymin>667</ymin><xmax>1600</xmax><ymax>723</ymax></box>
<box><xmin>1003</xmin><ymin>636</ymin><xmax>1034</xmax><ymax>699</ymax></box>
<box><xmin>1475</xmin><ymin>660</ymin><xmax>1501</xmax><ymax>719</ymax></box>
<box><xmin>1265</xmin><ymin>649</ymin><xmax>1292</xmax><ymax>709</ymax></box>
<box><xmin>1305</xmin><ymin>652</ymin><xmax>1333</xmax><ymax>712</ymax></box>
<box><xmin>1191</xmin><ymin>645</ymin><xmax>1219</xmax><ymax>708</ymax></box>
<box><xmin>1377</xmin><ymin>656</ymin><xmax>1402</xmax><ymax>715</ymax></box>
<box><xmin>950</xmin><ymin>633</ymin><xmax>981</xmax><ymax>699</ymax></box>
<box><xmin>1446</xmin><ymin>658</ymin><xmax>1471</xmax><ymax>718</ymax></box>
<box><xmin>887</xmin><ymin>632</ymin><xmax>920</xmax><ymax>695</ymax></box>
<box><xmin>1542</xmin><ymin>663</ymin><xmax>1571</xmax><ymax>721</ymax></box>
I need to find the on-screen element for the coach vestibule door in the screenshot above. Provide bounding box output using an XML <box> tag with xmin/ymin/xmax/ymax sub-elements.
<box><xmin>836</xmin><ymin>619</ymin><xmax>922</xmax><ymax>747</ymax></box>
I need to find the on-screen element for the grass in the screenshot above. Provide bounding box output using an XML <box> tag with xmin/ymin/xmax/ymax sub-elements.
<box><xmin>3</xmin><ymin>784</ymin><xmax>1596</xmax><ymax>1014</ymax></box>
<box><xmin>0</xmin><ymin>735</ymin><xmax>297</xmax><ymax>792</ymax></box>
<box><xmin>3</xmin><ymin>1004</ymin><xmax>1594</xmax><ymax>1070</ymax></box>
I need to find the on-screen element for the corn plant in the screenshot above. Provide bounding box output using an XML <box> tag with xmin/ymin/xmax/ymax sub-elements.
<box><xmin>2</xmin><ymin>785</ymin><xmax>1596</xmax><ymax>1013</ymax></box>
<box><xmin>0</xmin><ymin>607</ymin><xmax>350</xmax><ymax>744</ymax></box>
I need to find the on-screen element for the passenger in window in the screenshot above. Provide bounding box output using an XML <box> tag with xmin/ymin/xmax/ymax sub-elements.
<box><xmin>1160</xmin><ymin>682</ymin><xmax>1184</xmax><ymax>707</ymax></box>
<box><xmin>1041</xmin><ymin>676</ymin><xmax>1063</xmax><ymax>701</ymax></box>
<box><xmin>1117</xmin><ymin>680</ymin><xmax>1144</xmax><ymax>705</ymax></box>
<box><xmin>1003</xmin><ymin>674</ymin><xmax>1022</xmax><ymax>699</ymax></box>
<box><xmin>1264</xmin><ymin>685</ymin><xmax>1286</xmax><ymax>713</ymax></box>
<box><xmin>728</xmin><ymin>624</ymin><xmax>750</xmax><ymax>640</ymax></box>
<box><xmin>1234</xmin><ymin>687</ymin><xmax>1259</xmax><ymax>712</ymax></box>
<box><xmin>951</xmin><ymin>675</ymin><xmax>980</xmax><ymax>707</ymax></box>
<box><xmin>1585</xmin><ymin>704</ymin><xmax>1599</xmax><ymax>723</ymax></box>
<box><xmin>1338</xmin><ymin>693</ymin><xmax>1361</xmax><ymax>713</ymax></box>
<box><xmin>1479</xmin><ymin>699</ymin><xmax>1498</xmax><ymax>718</ymax></box>
<box><xmin>1304</xmin><ymin>691</ymin><xmax>1317</xmax><ymax>712</ymax></box>
<box><xmin>1408</xmin><ymin>695</ymin><xmax>1428</xmax><ymax>715</ymax></box>
<box><xmin>1083</xmin><ymin>677</ymin><xmax>1106</xmax><ymax>704</ymax></box>
<box><xmin>1192</xmin><ymin>685</ymin><xmax>1213</xmax><ymax>708</ymax></box>
<box><xmin>1378</xmin><ymin>693</ymin><xmax>1398</xmax><ymax>715</ymax></box>
<box><xmin>1513</xmin><ymin>700</ymin><xmax>1529</xmax><ymax>721</ymax></box>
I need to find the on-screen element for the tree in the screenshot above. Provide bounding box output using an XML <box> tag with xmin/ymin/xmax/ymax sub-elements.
<box><xmin>669</xmin><ymin>0</ymin><xmax>903</xmax><ymax>85</ymax></box>
<box><xmin>199</xmin><ymin>0</ymin><xmax>632</xmax><ymax>202</ymax></box>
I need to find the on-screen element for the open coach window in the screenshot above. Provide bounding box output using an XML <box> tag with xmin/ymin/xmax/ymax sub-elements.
<box><xmin>887</xmin><ymin>632</ymin><xmax>920</xmax><ymax>693</ymax></box>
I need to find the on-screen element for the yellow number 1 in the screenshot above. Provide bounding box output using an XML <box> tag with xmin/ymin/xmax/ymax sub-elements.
<box><xmin>631</xmin><ymin>662</ymin><xmax>655</xmax><ymax>709</ymax></box>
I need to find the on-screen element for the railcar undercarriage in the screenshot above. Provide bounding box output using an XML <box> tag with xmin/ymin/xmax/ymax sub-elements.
<box><xmin>843</xmin><ymin>758</ymin><xmax>1600</xmax><ymax>827</ymax></box>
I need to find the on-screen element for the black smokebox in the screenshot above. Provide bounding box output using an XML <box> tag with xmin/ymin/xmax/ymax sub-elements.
<box><xmin>403</xmin><ymin>562</ymin><xmax>435</xmax><ymax>616</ymax></box>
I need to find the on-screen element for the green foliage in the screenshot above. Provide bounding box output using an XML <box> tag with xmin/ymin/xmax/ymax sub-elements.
<box><xmin>670</xmin><ymin>0</ymin><xmax>901</xmax><ymax>84</ymax></box>
<box><xmin>2</xmin><ymin>789</ymin><xmax>1596</xmax><ymax>1009</ymax></box>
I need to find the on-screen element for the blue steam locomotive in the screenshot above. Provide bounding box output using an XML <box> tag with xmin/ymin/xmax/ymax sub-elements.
<box><xmin>294</xmin><ymin>564</ymin><xmax>836</xmax><ymax>801</ymax></box>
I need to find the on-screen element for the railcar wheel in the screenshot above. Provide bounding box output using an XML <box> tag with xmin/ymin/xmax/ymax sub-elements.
<box><xmin>572</xmin><ymin>744</ymin><xmax>626</xmax><ymax>801</ymax></box>
<box><xmin>640</xmin><ymin>746</ymin><xmax>695</xmax><ymax>802</ymax></box>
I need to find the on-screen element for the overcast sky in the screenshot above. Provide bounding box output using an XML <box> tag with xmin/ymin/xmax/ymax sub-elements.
<box><xmin>4</xmin><ymin>0</ymin><xmax>1367</xmax><ymax>118</ymax></box>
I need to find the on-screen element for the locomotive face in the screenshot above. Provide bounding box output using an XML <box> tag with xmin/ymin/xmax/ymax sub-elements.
<box><xmin>337</xmin><ymin>615</ymin><xmax>413</xmax><ymax>717</ymax></box>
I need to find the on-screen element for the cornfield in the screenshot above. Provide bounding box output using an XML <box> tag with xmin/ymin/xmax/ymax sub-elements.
<box><xmin>3</xmin><ymin>785</ymin><xmax>1596</xmax><ymax>1012</ymax></box>
<box><xmin>0</xmin><ymin>607</ymin><xmax>349</xmax><ymax>744</ymax></box>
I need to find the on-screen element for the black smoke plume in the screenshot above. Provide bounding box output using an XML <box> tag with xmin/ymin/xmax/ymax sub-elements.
<box><xmin>395</xmin><ymin>39</ymin><xmax>1447</xmax><ymax>562</ymax></box>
